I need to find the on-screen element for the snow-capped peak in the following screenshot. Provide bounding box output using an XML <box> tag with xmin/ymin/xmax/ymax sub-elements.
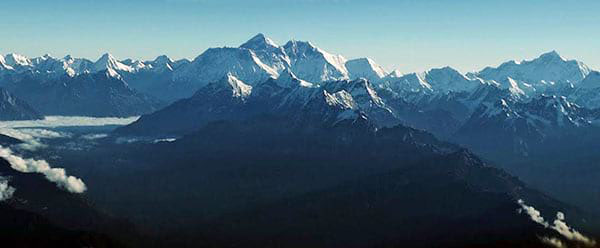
<box><xmin>345</xmin><ymin>57</ymin><xmax>387</xmax><ymax>83</ymax></box>
<box><xmin>4</xmin><ymin>53</ymin><xmax>31</xmax><ymax>67</ymax></box>
<box><xmin>240</xmin><ymin>33</ymin><xmax>279</xmax><ymax>51</ymax></box>
<box><xmin>475</xmin><ymin>51</ymin><xmax>591</xmax><ymax>93</ymax></box>
<box><xmin>425</xmin><ymin>66</ymin><xmax>480</xmax><ymax>93</ymax></box>
<box><xmin>93</xmin><ymin>53</ymin><xmax>134</xmax><ymax>74</ymax></box>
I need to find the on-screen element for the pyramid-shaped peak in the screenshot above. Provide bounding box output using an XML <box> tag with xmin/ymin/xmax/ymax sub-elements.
<box><xmin>93</xmin><ymin>53</ymin><xmax>133</xmax><ymax>73</ymax></box>
<box><xmin>537</xmin><ymin>50</ymin><xmax>565</xmax><ymax>61</ymax></box>
<box><xmin>153</xmin><ymin>55</ymin><xmax>174</xmax><ymax>64</ymax></box>
<box><xmin>240</xmin><ymin>33</ymin><xmax>279</xmax><ymax>50</ymax></box>
<box><xmin>97</xmin><ymin>53</ymin><xmax>116</xmax><ymax>61</ymax></box>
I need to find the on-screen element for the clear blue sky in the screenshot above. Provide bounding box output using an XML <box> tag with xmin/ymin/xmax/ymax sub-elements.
<box><xmin>2</xmin><ymin>0</ymin><xmax>599</xmax><ymax>73</ymax></box>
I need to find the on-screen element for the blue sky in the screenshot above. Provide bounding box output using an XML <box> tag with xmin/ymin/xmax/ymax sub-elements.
<box><xmin>2</xmin><ymin>0</ymin><xmax>599</xmax><ymax>73</ymax></box>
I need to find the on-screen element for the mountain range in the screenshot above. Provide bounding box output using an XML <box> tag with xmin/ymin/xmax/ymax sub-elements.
<box><xmin>3</xmin><ymin>34</ymin><xmax>600</xmax><ymax>246</ymax></box>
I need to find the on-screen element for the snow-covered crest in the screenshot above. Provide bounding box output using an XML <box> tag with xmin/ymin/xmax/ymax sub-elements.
<box><xmin>475</xmin><ymin>51</ymin><xmax>591</xmax><ymax>92</ymax></box>
<box><xmin>240</xmin><ymin>33</ymin><xmax>279</xmax><ymax>50</ymax></box>
<box><xmin>4</xmin><ymin>53</ymin><xmax>32</xmax><ymax>67</ymax></box>
<box><xmin>283</xmin><ymin>39</ymin><xmax>349</xmax><ymax>82</ymax></box>
<box><xmin>93</xmin><ymin>53</ymin><xmax>135</xmax><ymax>74</ymax></box>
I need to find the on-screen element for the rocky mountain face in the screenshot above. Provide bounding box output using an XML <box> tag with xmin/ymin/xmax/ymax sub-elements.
<box><xmin>0</xmin><ymin>88</ymin><xmax>42</xmax><ymax>120</ymax></box>
<box><xmin>94</xmin><ymin>113</ymin><xmax>599</xmax><ymax>247</ymax></box>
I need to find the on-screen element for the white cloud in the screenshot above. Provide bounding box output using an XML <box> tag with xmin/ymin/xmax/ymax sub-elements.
<box><xmin>80</xmin><ymin>133</ymin><xmax>109</xmax><ymax>140</ymax></box>
<box><xmin>0</xmin><ymin>116</ymin><xmax>132</xmax><ymax>194</ymax></box>
<box><xmin>517</xmin><ymin>199</ymin><xmax>548</xmax><ymax>227</ymax></box>
<box><xmin>153</xmin><ymin>138</ymin><xmax>177</xmax><ymax>143</ymax></box>
<box><xmin>115</xmin><ymin>137</ymin><xmax>140</xmax><ymax>144</ymax></box>
<box><xmin>540</xmin><ymin>236</ymin><xmax>567</xmax><ymax>248</ymax></box>
<box><xmin>518</xmin><ymin>199</ymin><xmax>596</xmax><ymax>247</ymax></box>
<box><xmin>0</xmin><ymin>177</ymin><xmax>15</xmax><ymax>201</ymax></box>
<box><xmin>0</xmin><ymin>128</ymin><xmax>71</xmax><ymax>151</ymax></box>
<box><xmin>0</xmin><ymin>146</ymin><xmax>86</xmax><ymax>193</ymax></box>
<box><xmin>552</xmin><ymin>212</ymin><xmax>596</xmax><ymax>247</ymax></box>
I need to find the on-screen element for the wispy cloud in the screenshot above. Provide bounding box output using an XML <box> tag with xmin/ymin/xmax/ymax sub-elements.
<box><xmin>0</xmin><ymin>146</ymin><xmax>86</xmax><ymax>193</ymax></box>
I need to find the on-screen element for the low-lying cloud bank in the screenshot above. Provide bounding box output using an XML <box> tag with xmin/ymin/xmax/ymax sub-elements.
<box><xmin>0</xmin><ymin>116</ymin><xmax>139</xmax><ymax>129</ymax></box>
<box><xmin>0</xmin><ymin>177</ymin><xmax>15</xmax><ymax>201</ymax></box>
<box><xmin>0</xmin><ymin>128</ymin><xmax>72</xmax><ymax>151</ymax></box>
<box><xmin>0</xmin><ymin>146</ymin><xmax>86</xmax><ymax>193</ymax></box>
<box><xmin>518</xmin><ymin>199</ymin><xmax>596</xmax><ymax>247</ymax></box>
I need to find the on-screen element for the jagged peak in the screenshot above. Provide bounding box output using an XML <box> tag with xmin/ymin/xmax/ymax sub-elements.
<box><xmin>324</xmin><ymin>90</ymin><xmax>356</xmax><ymax>110</ymax></box>
<box><xmin>283</xmin><ymin>39</ymin><xmax>338</xmax><ymax>60</ymax></box>
<box><xmin>240</xmin><ymin>33</ymin><xmax>279</xmax><ymax>50</ymax></box>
